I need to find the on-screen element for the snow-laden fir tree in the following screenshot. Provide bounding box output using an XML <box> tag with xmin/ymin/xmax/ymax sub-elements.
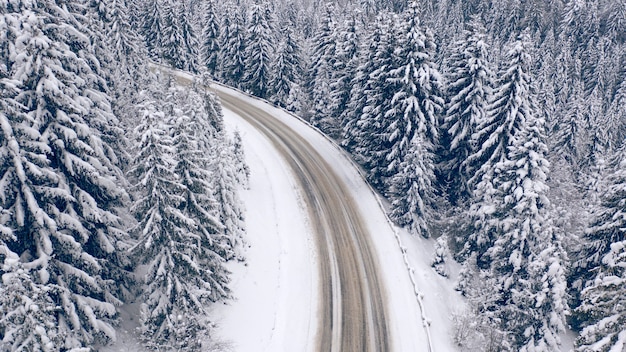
<box><xmin>385</xmin><ymin>0</ymin><xmax>443</xmax><ymax>176</ymax></box>
<box><xmin>606</xmin><ymin>77</ymin><xmax>626</xmax><ymax>145</ymax></box>
<box><xmin>269</xmin><ymin>27</ymin><xmax>303</xmax><ymax>111</ymax></box>
<box><xmin>129</xmin><ymin>94</ymin><xmax>198</xmax><ymax>350</ymax></box>
<box><xmin>243</xmin><ymin>2</ymin><xmax>275</xmax><ymax>99</ymax></box>
<box><xmin>128</xmin><ymin>85</ymin><xmax>228</xmax><ymax>350</ymax></box>
<box><xmin>464</xmin><ymin>32</ymin><xmax>537</xmax><ymax>262</ymax></box>
<box><xmin>552</xmin><ymin>81</ymin><xmax>588</xmax><ymax>169</ymax></box>
<box><xmin>231</xmin><ymin>130</ymin><xmax>251</xmax><ymax>189</ymax></box>
<box><xmin>95</xmin><ymin>0</ymin><xmax>150</xmax><ymax>149</ymax></box>
<box><xmin>467</xmin><ymin>30</ymin><xmax>535</xmax><ymax>191</ymax></box>
<box><xmin>341</xmin><ymin>14</ymin><xmax>385</xmax><ymax>156</ymax></box>
<box><xmin>385</xmin><ymin>1</ymin><xmax>443</xmax><ymax>234</ymax></box>
<box><xmin>0</xmin><ymin>248</ymin><xmax>62</xmax><ymax>351</ymax></box>
<box><xmin>142</xmin><ymin>0</ymin><xmax>165</xmax><ymax>60</ymax></box>
<box><xmin>463</xmin><ymin>33</ymin><xmax>567</xmax><ymax>351</ymax></box>
<box><xmin>161</xmin><ymin>0</ymin><xmax>198</xmax><ymax>72</ymax></box>
<box><xmin>347</xmin><ymin>14</ymin><xmax>398</xmax><ymax>190</ymax></box>
<box><xmin>221</xmin><ymin>7</ymin><xmax>247</xmax><ymax>88</ymax></box>
<box><xmin>208</xmin><ymin>102</ymin><xmax>246</xmax><ymax>259</ymax></box>
<box><xmin>605</xmin><ymin>1</ymin><xmax>626</xmax><ymax>43</ymax></box>
<box><xmin>307</xmin><ymin>6</ymin><xmax>339</xmax><ymax>136</ymax></box>
<box><xmin>201</xmin><ymin>0</ymin><xmax>221</xmax><ymax>78</ymax></box>
<box><xmin>442</xmin><ymin>16</ymin><xmax>494</xmax><ymax>205</ymax></box>
<box><xmin>389</xmin><ymin>135</ymin><xmax>436</xmax><ymax>237</ymax></box>
<box><xmin>328</xmin><ymin>14</ymin><xmax>360</xmax><ymax>135</ymax></box>
<box><xmin>170</xmin><ymin>85</ymin><xmax>232</xmax><ymax>296</ymax></box>
<box><xmin>572</xmin><ymin>146</ymin><xmax>626</xmax><ymax>352</ymax></box>
<box><xmin>0</xmin><ymin>2</ymin><xmax>130</xmax><ymax>348</ymax></box>
<box><xmin>0</xmin><ymin>79</ymin><xmax>62</xmax><ymax>352</ymax></box>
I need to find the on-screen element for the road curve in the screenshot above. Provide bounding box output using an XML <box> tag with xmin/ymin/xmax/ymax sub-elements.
<box><xmin>217</xmin><ymin>90</ymin><xmax>391</xmax><ymax>352</ymax></box>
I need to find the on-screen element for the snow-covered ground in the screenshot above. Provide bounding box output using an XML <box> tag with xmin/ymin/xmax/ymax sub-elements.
<box><xmin>213</xmin><ymin>84</ymin><xmax>465</xmax><ymax>352</ymax></box>
<box><xmin>211</xmin><ymin>107</ymin><xmax>318</xmax><ymax>352</ymax></box>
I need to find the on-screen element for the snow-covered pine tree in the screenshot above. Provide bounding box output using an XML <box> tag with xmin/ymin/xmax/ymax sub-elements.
<box><xmin>142</xmin><ymin>0</ymin><xmax>165</xmax><ymax>60</ymax></box>
<box><xmin>463</xmin><ymin>33</ymin><xmax>568</xmax><ymax>351</ymax></box>
<box><xmin>1</xmin><ymin>2</ymin><xmax>130</xmax><ymax>348</ymax></box>
<box><xmin>221</xmin><ymin>7</ymin><xmax>247</xmax><ymax>88</ymax></box>
<box><xmin>552</xmin><ymin>81</ymin><xmax>588</xmax><ymax>169</ymax></box>
<box><xmin>269</xmin><ymin>27</ymin><xmax>303</xmax><ymax>110</ymax></box>
<box><xmin>170</xmin><ymin>85</ymin><xmax>232</xmax><ymax>296</ymax></box>
<box><xmin>607</xmin><ymin>78</ymin><xmax>626</xmax><ymax>145</ymax></box>
<box><xmin>243</xmin><ymin>1</ymin><xmax>275</xmax><ymax>99</ymax></box>
<box><xmin>307</xmin><ymin>6</ymin><xmax>340</xmax><ymax>137</ymax></box>
<box><xmin>442</xmin><ymin>16</ymin><xmax>494</xmax><ymax>205</ymax></box>
<box><xmin>0</xmin><ymin>248</ymin><xmax>62</xmax><ymax>351</ymax></box>
<box><xmin>328</xmin><ymin>13</ymin><xmax>360</xmax><ymax>138</ymax></box>
<box><xmin>208</xmin><ymin>108</ymin><xmax>246</xmax><ymax>259</ymax></box>
<box><xmin>467</xmin><ymin>30</ymin><xmax>535</xmax><ymax>190</ymax></box>
<box><xmin>385</xmin><ymin>0</ymin><xmax>443</xmax><ymax>175</ymax></box>
<box><xmin>96</xmin><ymin>0</ymin><xmax>150</xmax><ymax>147</ymax></box>
<box><xmin>0</xmin><ymin>77</ymin><xmax>62</xmax><ymax>352</ymax></box>
<box><xmin>160</xmin><ymin>0</ymin><xmax>183</xmax><ymax>68</ymax></box>
<box><xmin>389</xmin><ymin>135</ymin><xmax>436</xmax><ymax>237</ymax></box>
<box><xmin>385</xmin><ymin>1</ymin><xmax>443</xmax><ymax>232</ymax></box>
<box><xmin>129</xmin><ymin>86</ymin><xmax>225</xmax><ymax>350</ymax></box>
<box><xmin>572</xmin><ymin>146</ymin><xmax>626</xmax><ymax>351</ymax></box>
<box><xmin>178</xmin><ymin>0</ymin><xmax>199</xmax><ymax>73</ymax></box>
<box><xmin>129</xmin><ymin>94</ymin><xmax>195</xmax><ymax>350</ymax></box>
<box><xmin>231</xmin><ymin>130</ymin><xmax>251</xmax><ymax>189</ymax></box>
<box><xmin>341</xmin><ymin>14</ymin><xmax>384</xmax><ymax>156</ymax></box>
<box><xmin>161</xmin><ymin>0</ymin><xmax>198</xmax><ymax>72</ymax></box>
<box><xmin>201</xmin><ymin>0</ymin><xmax>221</xmax><ymax>78</ymax></box>
<box><xmin>348</xmin><ymin>14</ymin><xmax>399</xmax><ymax>190</ymax></box>
<box><xmin>605</xmin><ymin>0</ymin><xmax>626</xmax><ymax>43</ymax></box>
<box><xmin>464</xmin><ymin>32</ymin><xmax>536</xmax><ymax>263</ymax></box>
<box><xmin>106</xmin><ymin>0</ymin><xmax>144</xmax><ymax>74</ymax></box>
<box><xmin>485</xmin><ymin>126</ymin><xmax>567</xmax><ymax>352</ymax></box>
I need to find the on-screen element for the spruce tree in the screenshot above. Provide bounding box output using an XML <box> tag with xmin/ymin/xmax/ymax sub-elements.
<box><xmin>341</xmin><ymin>15</ymin><xmax>384</xmax><ymax>156</ymax></box>
<box><xmin>201</xmin><ymin>0</ymin><xmax>221</xmax><ymax>77</ymax></box>
<box><xmin>161</xmin><ymin>0</ymin><xmax>198</xmax><ymax>72</ymax></box>
<box><xmin>349</xmin><ymin>14</ymin><xmax>398</xmax><ymax>190</ymax></box>
<box><xmin>389</xmin><ymin>135</ymin><xmax>436</xmax><ymax>237</ymax></box>
<box><xmin>129</xmin><ymin>91</ymin><xmax>212</xmax><ymax>351</ymax></box>
<box><xmin>328</xmin><ymin>14</ymin><xmax>359</xmax><ymax>135</ymax></box>
<box><xmin>385</xmin><ymin>1</ymin><xmax>443</xmax><ymax>177</ymax></box>
<box><xmin>463</xmin><ymin>33</ymin><xmax>567</xmax><ymax>351</ymax></box>
<box><xmin>1</xmin><ymin>2</ymin><xmax>130</xmax><ymax>347</ymax></box>
<box><xmin>308</xmin><ymin>7</ymin><xmax>339</xmax><ymax>137</ymax></box>
<box><xmin>467</xmin><ymin>31</ymin><xmax>535</xmax><ymax>189</ymax></box>
<box><xmin>142</xmin><ymin>0</ymin><xmax>165</xmax><ymax>60</ymax></box>
<box><xmin>269</xmin><ymin>27</ymin><xmax>303</xmax><ymax>110</ymax></box>
<box><xmin>385</xmin><ymin>1</ymin><xmax>443</xmax><ymax>232</ymax></box>
<box><xmin>442</xmin><ymin>17</ymin><xmax>494</xmax><ymax>204</ymax></box>
<box><xmin>0</xmin><ymin>250</ymin><xmax>62</xmax><ymax>351</ymax></box>
<box><xmin>243</xmin><ymin>2</ymin><xmax>275</xmax><ymax>98</ymax></box>
<box><xmin>221</xmin><ymin>8</ymin><xmax>247</xmax><ymax>88</ymax></box>
<box><xmin>178</xmin><ymin>0</ymin><xmax>199</xmax><ymax>73</ymax></box>
<box><xmin>572</xmin><ymin>146</ymin><xmax>626</xmax><ymax>351</ymax></box>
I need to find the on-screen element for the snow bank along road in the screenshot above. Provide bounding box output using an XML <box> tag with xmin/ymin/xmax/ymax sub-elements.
<box><xmin>210</xmin><ymin>82</ymin><xmax>435</xmax><ymax>352</ymax></box>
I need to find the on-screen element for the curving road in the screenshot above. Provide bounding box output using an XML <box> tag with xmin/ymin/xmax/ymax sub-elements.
<box><xmin>217</xmin><ymin>90</ymin><xmax>391</xmax><ymax>352</ymax></box>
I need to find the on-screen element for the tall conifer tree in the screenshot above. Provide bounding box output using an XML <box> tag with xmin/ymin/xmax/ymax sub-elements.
<box><xmin>0</xmin><ymin>1</ymin><xmax>130</xmax><ymax>347</ymax></box>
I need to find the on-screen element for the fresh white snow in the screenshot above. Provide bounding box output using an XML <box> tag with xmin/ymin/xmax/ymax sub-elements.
<box><xmin>211</xmin><ymin>107</ymin><xmax>318</xmax><ymax>352</ymax></box>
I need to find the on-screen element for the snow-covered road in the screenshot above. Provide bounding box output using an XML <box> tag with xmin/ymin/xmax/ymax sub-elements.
<box><xmin>209</xmin><ymin>84</ymin><xmax>462</xmax><ymax>352</ymax></box>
